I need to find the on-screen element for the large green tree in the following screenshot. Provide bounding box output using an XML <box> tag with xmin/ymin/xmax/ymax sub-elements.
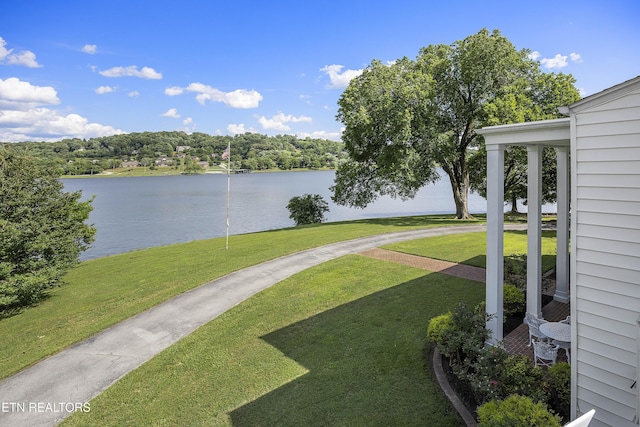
<box><xmin>469</xmin><ymin>71</ymin><xmax>580</xmax><ymax>212</ymax></box>
<box><xmin>331</xmin><ymin>29</ymin><xmax>580</xmax><ymax>218</ymax></box>
<box><xmin>0</xmin><ymin>150</ymin><xmax>95</xmax><ymax>313</ymax></box>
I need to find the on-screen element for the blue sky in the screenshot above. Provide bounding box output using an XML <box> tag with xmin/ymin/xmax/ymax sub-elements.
<box><xmin>1</xmin><ymin>0</ymin><xmax>638</xmax><ymax>142</ymax></box>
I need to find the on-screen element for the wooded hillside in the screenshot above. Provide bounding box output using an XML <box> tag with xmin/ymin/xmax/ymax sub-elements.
<box><xmin>1</xmin><ymin>131</ymin><xmax>347</xmax><ymax>175</ymax></box>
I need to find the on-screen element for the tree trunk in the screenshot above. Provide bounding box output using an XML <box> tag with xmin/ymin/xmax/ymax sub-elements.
<box><xmin>509</xmin><ymin>193</ymin><xmax>519</xmax><ymax>214</ymax></box>
<box><xmin>448</xmin><ymin>170</ymin><xmax>472</xmax><ymax>219</ymax></box>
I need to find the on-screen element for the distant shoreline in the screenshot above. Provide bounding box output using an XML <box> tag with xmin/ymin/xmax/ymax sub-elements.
<box><xmin>61</xmin><ymin>167</ymin><xmax>335</xmax><ymax>179</ymax></box>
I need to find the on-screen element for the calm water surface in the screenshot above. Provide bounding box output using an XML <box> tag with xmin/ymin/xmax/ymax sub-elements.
<box><xmin>63</xmin><ymin>170</ymin><xmax>491</xmax><ymax>260</ymax></box>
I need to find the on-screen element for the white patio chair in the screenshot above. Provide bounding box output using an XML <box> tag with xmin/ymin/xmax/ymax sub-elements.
<box><xmin>563</xmin><ymin>409</ymin><xmax>595</xmax><ymax>427</ymax></box>
<box><xmin>525</xmin><ymin>312</ymin><xmax>549</xmax><ymax>347</ymax></box>
<box><xmin>560</xmin><ymin>315</ymin><xmax>571</xmax><ymax>324</ymax></box>
<box><xmin>553</xmin><ymin>339</ymin><xmax>571</xmax><ymax>364</ymax></box>
<box><xmin>533</xmin><ymin>340</ymin><xmax>559</xmax><ymax>367</ymax></box>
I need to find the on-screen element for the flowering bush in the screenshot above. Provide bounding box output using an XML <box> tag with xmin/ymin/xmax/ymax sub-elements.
<box><xmin>467</xmin><ymin>345</ymin><xmax>548</xmax><ymax>404</ymax></box>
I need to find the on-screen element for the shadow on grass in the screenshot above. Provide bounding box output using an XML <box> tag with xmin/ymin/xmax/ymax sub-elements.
<box><xmin>230</xmin><ymin>272</ymin><xmax>483</xmax><ymax>426</ymax></box>
<box><xmin>260</xmin><ymin>215</ymin><xmax>485</xmax><ymax>233</ymax></box>
<box><xmin>345</xmin><ymin>215</ymin><xmax>484</xmax><ymax>228</ymax></box>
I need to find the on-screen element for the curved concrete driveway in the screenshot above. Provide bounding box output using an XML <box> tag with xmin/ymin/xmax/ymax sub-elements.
<box><xmin>0</xmin><ymin>224</ymin><xmax>522</xmax><ymax>426</ymax></box>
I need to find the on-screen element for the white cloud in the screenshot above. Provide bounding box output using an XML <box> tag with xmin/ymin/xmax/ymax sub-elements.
<box><xmin>530</xmin><ymin>51</ymin><xmax>582</xmax><ymax>70</ymax></box>
<box><xmin>296</xmin><ymin>130</ymin><xmax>342</xmax><ymax>141</ymax></box>
<box><xmin>164</xmin><ymin>86</ymin><xmax>184</xmax><ymax>96</ymax></box>
<box><xmin>0</xmin><ymin>38</ymin><xmax>8</xmax><ymax>61</ymax></box>
<box><xmin>540</xmin><ymin>54</ymin><xmax>568</xmax><ymax>69</ymax></box>
<box><xmin>0</xmin><ymin>77</ymin><xmax>59</xmax><ymax>107</ymax></box>
<box><xmin>81</xmin><ymin>44</ymin><xmax>97</xmax><ymax>54</ymax></box>
<box><xmin>0</xmin><ymin>107</ymin><xmax>124</xmax><ymax>142</ymax></box>
<box><xmin>95</xmin><ymin>85</ymin><xmax>115</xmax><ymax>94</ymax></box>
<box><xmin>0</xmin><ymin>77</ymin><xmax>122</xmax><ymax>141</ymax></box>
<box><xmin>128</xmin><ymin>91</ymin><xmax>139</xmax><ymax>97</ymax></box>
<box><xmin>258</xmin><ymin>112</ymin><xmax>312</xmax><ymax>131</ymax></box>
<box><xmin>320</xmin><ymin>64</ymin><xmax>363</xmax><ymax>88</ymax></box>
<box><xmin>227</xmin><ymin>123</ymin><xmax>246</xmax><ymax>135</ymax></box>
<box><xmin>99</xmin><ymin>65</ymin><xmax>162</xmax><ymax>79</ymax></box>
<box><xmin>161</xmin><ymin>108</ymin><xmax>180</xmax><ymax>118</ymax></box>
<box><xmin>570</xmin><ymin>52</ymin><xmax>583</xmax><ymax>63</ymax></box>
<box><xmin>0</xmin><ymin>37</ymin><xmax>41</xmax><ymax>68</ymax></box>
<box><xmin>299</xmin><ymin>94</ymin><xmax>312</xmax><ymax>105</ymax></box>
<box><xmin>6</xmin><ymin>50</ymin><xmax>41</xmax><ymax>68</ymax></box>
<box><xmin>182</xmin><ymin>117</ymin><xmax>192</xmax><ymax>125</ymax></box>
<box><xmin>185</xmin><ymin>83</ymin><xmax>263</xmax><ymax>108</ymax></box>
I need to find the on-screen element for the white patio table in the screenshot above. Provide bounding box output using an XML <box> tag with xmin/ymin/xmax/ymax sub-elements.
<box><xmin>540</xmin><ymin>322</ymin><xmax>571</xmax><ymax>343</ymax></box>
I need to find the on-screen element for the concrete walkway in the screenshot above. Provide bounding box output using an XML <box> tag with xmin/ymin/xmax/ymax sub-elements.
<box><xmin>0</xmin><ymin>224</ymin><xmax>523</xmax><ymax>426</ymax></box>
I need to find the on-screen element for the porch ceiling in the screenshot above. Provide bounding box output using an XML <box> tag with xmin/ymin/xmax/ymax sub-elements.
<box><xmin>477</xmin><ymin>118</ymin><xmax>570</xmax><ymax>147</ymax></box>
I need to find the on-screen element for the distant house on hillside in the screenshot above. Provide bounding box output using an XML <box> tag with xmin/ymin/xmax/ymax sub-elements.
<box><xmin>479</xmin><ymin>75</ymin><xmax>640</xmax><ymax>427</ymax></box>
<box><xmin>175</xmin><ymin>145</ymin><xmax>191</xmax><ymax>153</ymax></box>
<box><xmin>155</xmin><ymin>157</ymin><xmax>171</xmax><ymax>167</ymax></box>
<box><xmin>120</xmin><ymin>160</ymin><xmax>140</xmax><ymax>168</ymax></box>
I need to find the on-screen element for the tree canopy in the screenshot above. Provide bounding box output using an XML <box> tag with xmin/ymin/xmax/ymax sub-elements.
<box><xmin>0</xmin><ymin>149</ymin><xmax>95</xmax><ymax>313</ymax></box>
<box><xmin>1</xmin><ymin>132</ymin><xmax>347</xmax><ymax>175</ymax></box>
<box><xmin>332</xmin><ymin>29</ymin><xmax>580</xmax><ymax>218</ymax></box>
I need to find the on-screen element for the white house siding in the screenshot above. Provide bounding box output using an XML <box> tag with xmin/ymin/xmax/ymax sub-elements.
<box><xmin>572</xmin><ymin>83</ymin><xmax>640</xmax><ymax>426</ymax></box>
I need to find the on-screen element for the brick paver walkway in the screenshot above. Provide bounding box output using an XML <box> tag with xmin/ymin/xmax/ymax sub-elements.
<box><xmin>359</xmin><ymin>248</ymin><xmax>570</xmax><ymax>363</ymax></box>
<box><xmin>359</xmin><ymin>248</ymin><xmax>486</xmax><ymax>282</ymax></box>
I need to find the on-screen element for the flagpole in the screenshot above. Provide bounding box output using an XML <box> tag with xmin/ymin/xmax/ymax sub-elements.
<box><xmin>225</xmin><ymin>139</ymin><xmax>231</xmax><ymax>250</ymax></box>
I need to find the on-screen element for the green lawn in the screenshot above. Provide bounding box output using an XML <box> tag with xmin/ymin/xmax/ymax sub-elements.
<box><xmin>0</xmin><ymin>215</ymin><xmax>480</xmax><ymax>379</ymax></box>
<box><xmin>63</xmin><ymin>255</ymin><xmax>482</xmax><ymax>426</ymax></box>
<box><xmin>0</xmin><ymin>215</ymin><xmax>557</xmax><ymax>426</ymax></box>
<box><xmin>383</xmin><ymin>229</ymin><xmax>558</xmax><ymax>272</ymax></box>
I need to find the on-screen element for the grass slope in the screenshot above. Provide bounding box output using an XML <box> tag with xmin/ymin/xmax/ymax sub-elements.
<box><xmin>0</xmin><ymin>215</ymin><xmax>480</xmax><ymax>379</ymax></box>
<box><xmin>63</xmin><ymin>256</ymin><xmax>483</xmax><ymax>426</ymax></box>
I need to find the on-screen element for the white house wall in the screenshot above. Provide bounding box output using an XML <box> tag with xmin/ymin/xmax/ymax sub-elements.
<box><xmin>572</xmin><ymin>84</ymin><xmax>640</xmax><ymax>426</ymax></box>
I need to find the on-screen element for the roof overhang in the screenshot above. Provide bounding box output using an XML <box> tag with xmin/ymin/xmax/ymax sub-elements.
<box><xmin>477</xmin><ymin>118</ymin><xmax>570</xmax><ymax>147</ymax></box>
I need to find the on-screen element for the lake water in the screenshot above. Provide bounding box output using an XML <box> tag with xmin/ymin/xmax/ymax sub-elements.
<box><xmin>61</xmin><ymin>170</ymin><xmax>542</xmax><ymax>260</ymax></box>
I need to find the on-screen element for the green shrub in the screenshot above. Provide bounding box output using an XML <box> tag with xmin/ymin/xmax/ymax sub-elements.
<box><xmin>477</xmin><ymin>394</ymin><xmax>561</xmax><ymax>427</ymax></box>
<box><xmin>475</xmin><ymin>284</ymin><xmax>524</xmax><ymax>319</ymax></box>
<box><xmin>466</xmin><ymin>345</ymin><xmax>510</xmax><ymax>403</ymax></box>
<box><xmin>468</xmin><ymin>346</ymin><xmax>548</xmax><ymax>405</ymax></box>
<box><xmin>505</xmin><ymin>254</ymin><xmax>554</xmax><ymax>293</ymax></box>
<box><xmin>438</xmin><ymin>303</ymin><xmax>492</xmax><ymax>374</ymax></box>
<box><xmin>286</xmin><ymin>194</ymin><xmax>329</xmax><ymax>225</ymax></box>
<box><xmin>501</xmin><ymin>355</ymin><xmax>548</xmax><ymax>403</ymax></box>
<box><xmin>547</xmin><ymin>362</ymin><xmax>570</xmax><ymax>421</ymax></box>
<box><xmin>427</xmin><ymin>312</ymin><xmax>452</xmax><ymax>344</ymax></box>
<box><xmin>504</xmin><ymin>255</ymin><xmax>527</xmax><ymax>289</ymax></box>
<box><xmin>503</xmin><ymin>284</ymin><xmax>525</xmax><ymax>315</ymax></box>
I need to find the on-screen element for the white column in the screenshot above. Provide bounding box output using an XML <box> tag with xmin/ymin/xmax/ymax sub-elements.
<box><xmin>555</xmin><ymin>146</ymin><xmax>570</xmax><ymax>303</ymax></box>
<box><xmin>527</xmin><ymin>145</ymin><xmax>543</xmax><ymax>317</ymax></box>
<box><xmin>486</xmin><ymin>144</ymin><xmax>504</xmax><ymax>345</ymax></box>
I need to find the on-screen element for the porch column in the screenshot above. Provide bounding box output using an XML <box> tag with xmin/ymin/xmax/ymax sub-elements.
<box><xmin>555</xmin><ymin>146</ymin><xmax>570</xmax><ymax>303</ymax></box>
<box><xmin>486</xmin><ymin>144</ymin><xmax>504</xmax><ymax>345</ymax></box>
<box><xmin>527</xmin><ymin>145</ymin><xmax>543</xmax><ymax>317</ymax></box>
